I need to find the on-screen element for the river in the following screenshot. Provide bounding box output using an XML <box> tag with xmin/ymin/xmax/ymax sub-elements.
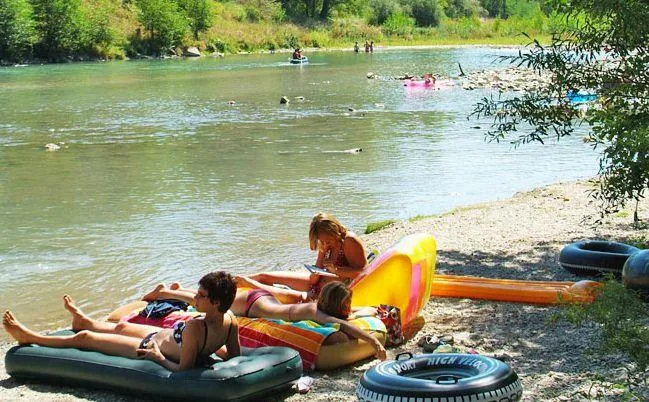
<box><xmin>0</xmin><ymin>47</ymin><xmax>597</xmax><ymax>334</ymax></box>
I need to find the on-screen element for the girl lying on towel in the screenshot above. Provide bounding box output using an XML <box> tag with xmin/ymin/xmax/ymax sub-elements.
<box><xmin>3</xmin><ymin>272</ymin><xmax>240</xmax><ymax>372</ymax></box>
<box><xmin>142</xmin><ymin>280</ymin><xmax>386</xmax><ymax>361</ymax></box>
<box><xmin>244</xmin><ymin>213</ymin><xmax>368</xmax><ymax>301</ymax></box>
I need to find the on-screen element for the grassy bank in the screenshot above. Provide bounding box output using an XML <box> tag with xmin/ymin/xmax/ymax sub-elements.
<box><xmin>192</xmin><ymin>16</ymin><xmax>551</xmax><ymax>56</ymax></box>
<box><xmin>1</xmin><ymin>0</ymin><xmax>555</xmax><ymax>63</ymax></box>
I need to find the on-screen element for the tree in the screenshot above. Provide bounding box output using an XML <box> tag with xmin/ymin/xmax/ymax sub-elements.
<box><xmin>0</xmin><ymin>0</ymin><xmax>37</xmax><ymax>62</ymax></box>
<box><xmin>136</xmin><ymin>0</ymin><xmax>188</xmax><ymax>54</ymax></box>
<box><xmin>30</xmin><ymin>0</ymin><xmax>86</xmax><ymax>60</ymax></box>
<box><xmin>409</xmin><ymin>0</ymin><xmax>443</xmax><ymax>27</ymax></box>
<box><xmin>178</xmin><ymin>0</ymin><xmax>214</xmax><ymax>40</ymax></box>
<box><xmin>472</xmin><ymin>0</ymin><xmax>649</xmax><ymax>222</ymax></box>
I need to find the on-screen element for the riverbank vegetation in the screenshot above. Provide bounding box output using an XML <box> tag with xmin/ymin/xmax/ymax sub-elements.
<box><xmin>472</xmin><ymin>0</ymin><xmax>649</xmax><ymax>222</ymax></box>
<box><xmin>1</xmin><ymin>0</ymin><xmax>557</xmax><ymax>63</ymax></box>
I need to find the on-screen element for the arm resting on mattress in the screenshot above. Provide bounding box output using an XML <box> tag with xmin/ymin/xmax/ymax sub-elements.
<box><xmin>314</xmin><ymin>310</ymin><xmax>386</xmax><ymax>360</ymax></box>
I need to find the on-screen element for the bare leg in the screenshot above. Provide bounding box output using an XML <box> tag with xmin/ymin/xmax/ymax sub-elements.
<box><xmin>236</xmin><ymin>276</ymin><xmax>306</xmax><ymax>304</ymax></box>
<box><xmin>64</xmin><ymin>295</ymin><xmax>159</xmax><ymax>338</ymax></box>
<box><xmin>246</xmin><ymin>271</ymin><xmax>313</xmax><ymax>292</ymax></box>
<box><xmin>141</xmin><ymin>283</ymin><xmax>196</xmax><ymax>304</ymax></box>
<box><xmin>64</xmin><ymin>295</ymin><xmax>117</xmax><ymax>333</ymax></box>
<box><xmin>3</xmin><ymin>311</ymin><xmax>141</xmax><ymax>358</ymax></box>
<box><xmin>141</xmin><ymin>283</ymin><xmax>166</xmax><ymax>302</ymax></box>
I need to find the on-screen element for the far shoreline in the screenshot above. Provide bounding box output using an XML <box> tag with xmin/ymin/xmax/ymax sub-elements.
<box><xmin>3</xmin><ymin>41</ymin><xmax>531</xmax><ymax>67</ymax></box>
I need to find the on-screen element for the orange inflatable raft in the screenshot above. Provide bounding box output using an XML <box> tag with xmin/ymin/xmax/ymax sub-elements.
<box><xmin>430</xmin><ymin>274</ymin><xmax>601</xmax><ymax>304</ymax></box>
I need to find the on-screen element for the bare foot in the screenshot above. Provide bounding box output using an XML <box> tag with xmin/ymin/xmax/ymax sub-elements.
<box><xmin>63</xmin><ymin>295</ymin><xmax>93</xmax><ymax>331</ymax></box>
<box><xmin>142</xmin><ymin>283</ymin><xmax>166</xmax><ymax>302</ymax></box>
<box><xmin>170</xmin><ymin>282</ymin><xmax>182</xmax><ymax>291</ymax></box>
<box><xmin>3</xmin><ymin>310</ymin><xmax>37</xmax><ymax>344</ymax></box>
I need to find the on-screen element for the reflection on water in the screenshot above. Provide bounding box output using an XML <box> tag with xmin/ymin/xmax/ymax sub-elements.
<box><xmin>0</xmin><ymin>48</ymin><xmax>597</xmax><ymax>335</ymax></box>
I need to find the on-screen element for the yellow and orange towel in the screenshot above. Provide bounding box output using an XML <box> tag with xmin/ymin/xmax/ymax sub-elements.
<box><xmin>121</xmin><ymin>310</ymin><xmax>385</xmax><ymax>371</ymax></box>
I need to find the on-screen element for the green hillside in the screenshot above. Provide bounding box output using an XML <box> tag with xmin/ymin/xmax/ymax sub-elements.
<box><xmin>0</xmin><ymin>0</ymin><xmax>556</xmax><ymax>63</ymax></box>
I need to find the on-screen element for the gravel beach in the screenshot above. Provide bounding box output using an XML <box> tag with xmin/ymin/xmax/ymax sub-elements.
<box><xmin>2</xmin><ymin>179</ymin><xmax>648</xmax><ymax>401</ymax></box>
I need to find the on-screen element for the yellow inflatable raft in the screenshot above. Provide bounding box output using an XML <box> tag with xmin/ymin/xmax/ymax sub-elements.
<box><xmin>350</xmin><ymin>233</ymin><xmax>437</xmax><ymax>326</ymax></box>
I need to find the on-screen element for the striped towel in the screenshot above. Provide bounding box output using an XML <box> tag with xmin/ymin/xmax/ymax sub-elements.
<box><xmin>124</xmin><ymin>311</ymin><xmax>384</xmax><ymax>371</ymax></box>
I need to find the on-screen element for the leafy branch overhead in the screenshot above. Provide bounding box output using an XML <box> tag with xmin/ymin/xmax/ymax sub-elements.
<box><xmin>472</xmin><ymin>0</ymin><xmax>649</xmax><ymax>222</ymax></box>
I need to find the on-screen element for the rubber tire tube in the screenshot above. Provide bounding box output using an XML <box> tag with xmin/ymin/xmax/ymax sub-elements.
<box><xmin>559</xmin><ymin>240</ymin><xmax>639</xmax><ymax>276</ymax></box>
<box><xmin>356</xmin><ymin>353</ymin><xmax>522</xmax><ymax>402</ymax></box>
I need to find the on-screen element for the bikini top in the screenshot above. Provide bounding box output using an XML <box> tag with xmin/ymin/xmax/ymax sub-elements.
<box><xmin>172</xmin><ymin>313</ymin><xmax>235</xmax><ymax>360</ymax></box>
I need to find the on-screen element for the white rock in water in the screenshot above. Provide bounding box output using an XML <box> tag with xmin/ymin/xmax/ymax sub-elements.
<box><xmin>45</xmin><ymin>143</ymin><xmax>61</xmax><ymax>151</ymax></box>
<box><xmin>185</xmin><ymin>47</ymin><xmax>201</xmax><ymax>57</ymax></box>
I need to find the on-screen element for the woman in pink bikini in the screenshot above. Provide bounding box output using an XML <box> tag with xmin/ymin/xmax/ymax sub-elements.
<box><xmin>244</xmin><ymin>213</ymin><xmax>368</xmax><ymax>301</ymax></box>
<box><xmin>143</xmin><ymin>280</ymin><xmax>386</xmax><ymax>361</ymax></box>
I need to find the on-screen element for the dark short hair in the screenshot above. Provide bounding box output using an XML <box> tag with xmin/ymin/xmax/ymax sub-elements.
<box><xmin>199</xmin><ymin>271</ymin><xmax>237</xmax><ymax>313</ymax></box>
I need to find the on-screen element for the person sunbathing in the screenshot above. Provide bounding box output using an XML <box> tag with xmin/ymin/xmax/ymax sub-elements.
<box><xmin>3</xmin><ymin>272</ymin><xmax>240</xmax><ymax>372</ymax></box>
<box><xmin>244</xmin><ymin>213</ymin><xmax>368</xmax><ymax>301</ymax></box>
<box><xmin>142</xmin><ymin>280</ymin><xmax>386</xmax><ymax>361</ymax></box>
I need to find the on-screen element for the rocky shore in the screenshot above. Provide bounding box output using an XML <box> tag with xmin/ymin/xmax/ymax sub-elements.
<box><xmin>1</xmin><ymin>180</ymin><xmax>648</xmax><ymax>401</ymax></box>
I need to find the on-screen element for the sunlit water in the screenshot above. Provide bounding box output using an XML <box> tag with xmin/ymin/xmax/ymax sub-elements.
<box><xmin>0</xmin><ymin>48</ymin><xmax>597</xmax><ymax>335</ymax></box>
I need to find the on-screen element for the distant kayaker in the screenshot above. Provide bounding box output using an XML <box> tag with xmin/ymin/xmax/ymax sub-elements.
<box><xmin>354</xmin><ymin>42</ymin><xmax>359</xmax><ymax>53</ymax></box>
<box><xmin>292</xmin><ymin>48</ymin><xmax>302</xmax><ymax>60</ymax></box>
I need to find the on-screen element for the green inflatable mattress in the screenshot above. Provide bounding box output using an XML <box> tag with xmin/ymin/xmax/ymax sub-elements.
<box><xmin>5</xmin><ymin>330</ymin><xmax>303</xmax><ymax>401</ymax></box>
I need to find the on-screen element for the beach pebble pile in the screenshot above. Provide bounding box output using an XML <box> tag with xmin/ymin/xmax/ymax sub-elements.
<box><xmin>460</xmin><ymin>67</ymin><xmax>553</xmax><ymax>92</ymax></box>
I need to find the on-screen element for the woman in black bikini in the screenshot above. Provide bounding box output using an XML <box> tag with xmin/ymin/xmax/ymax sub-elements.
<box><xmin>3</xmin><ymin>272</ymin><xmax>240</xmax><ymax>372</ymax></box>
<box><xmin>143</xmin><ymin>280</ymin><xmax>386</xmax><ymax>361</ymax></box>
<box><xmin>244</xmin><ymin>213</ymin><xmax>368</xmax><ymax>301</ymax></box>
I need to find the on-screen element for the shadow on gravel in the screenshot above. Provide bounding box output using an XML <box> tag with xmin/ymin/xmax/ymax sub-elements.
<box><xmin>436</xmin><ymin>242</ymin><xmax>586</xmax><ymax>282</ymax></box>
<box><xmin>0</xmin><ymin>376</ymin><xmax>145</xmax><ymax>401</ymax></box>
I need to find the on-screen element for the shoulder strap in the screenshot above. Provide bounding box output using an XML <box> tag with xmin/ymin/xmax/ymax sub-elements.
<box><xmin>199</xmin><ymin>319</ymin><xmax>208</xmax><ymax>355</ymax></box>
<box><xmin>226</xmin><ymin>312</ymin><xmax>235</xmax><ymax>341</ymax></box>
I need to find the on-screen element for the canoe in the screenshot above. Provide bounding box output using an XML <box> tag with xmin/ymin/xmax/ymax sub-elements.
<box><xmin>289</xmin><ymin>57</ymin><xmax>308</xmax><ymax>64</ymax></box>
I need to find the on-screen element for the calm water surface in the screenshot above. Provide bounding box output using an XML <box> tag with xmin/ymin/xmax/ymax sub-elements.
<box><xmin>0</xmin><ymin>48</ymin><xmax>597</xmax><ymax>334</ymax></box>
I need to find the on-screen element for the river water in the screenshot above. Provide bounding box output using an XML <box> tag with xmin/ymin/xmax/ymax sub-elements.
<box><xmin>0</xmin><ymin>47</ymin><xmax>597</xmax><ymax>334</ymax></box>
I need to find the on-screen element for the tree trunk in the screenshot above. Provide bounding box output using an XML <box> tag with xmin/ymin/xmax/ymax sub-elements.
<box><xmin>320</xmin><ymin>0</ymin><xmax>331</xmax><ymax>19</ymax></box>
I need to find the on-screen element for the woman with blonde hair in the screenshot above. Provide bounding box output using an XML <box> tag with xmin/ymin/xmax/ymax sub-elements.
<box><xmin>244</xmin><ymin>212</ymin><xmax>368</xmax><ymax>301</ymax></box>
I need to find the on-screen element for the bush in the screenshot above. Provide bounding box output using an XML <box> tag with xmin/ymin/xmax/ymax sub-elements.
<box><xmin>329</xmin><ymin>16</ymin><xmax>382</xmax><ymax>40</ymax></box>
<box><xmin>31</xmin><ymin>0</ymin><xmax>88</xmax><ymax>60</ymax></box>
<box><xmin>136</xmin><ymin>0</ymin><xmax>188</xmax><ymax>54</ymax></box>
<box><xmin>207</xmin><ymin>37</ymin><xmax>233</xmax><ymax>53</ymax></box>
<box><xmin>410</xmin><ymin>0</ymin><xmax>443</xmax><ymax>27</ymax></box>
<box><xmin>558</xmin><ymin>278</ymin><xmax>649</xmax><ymax>371</ymax></box>
<box><xmin>0</xmin><ymin>0</ymin><xmax>37</xmax><ymax>62</ymax></box>
<box><xmin>368</xmin><ymin>0</ymin><xmax>401</xmax><ymax>25</ymax></box>
<box><xmin>444</xmin><ymin>0</ymin><xmax>477</xmax><ymax>18</ymax></box>
<box><xmin>239</xmin><ymin>0</ymin><xmax>284</xmax><ymax>22</ymax></box>
<box><xmin>308</xmin><ymin>30</ymin><xmax>331</xmax><ymax>48</ymax></box>
<box><xmin>177</xmin><ymin>0</ymin><xmax>214</xmax><ymax>39</ymax></box>
<box><xmin>383</xmin><ymin>11</ymin><xmax>415</xmax><ymax>36</ymax></box>
<box><xmin>80</xmin><ymin>0</ymin><xmax>119</xmax><ymax>57</ymax></box>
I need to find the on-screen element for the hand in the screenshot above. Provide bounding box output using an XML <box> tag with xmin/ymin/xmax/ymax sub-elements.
<box><xmin>373</xmin><ymin>340</ymin><xmax>387</xmax><ymax>361</ymax></box>
<box><xmin>136</xmin><ymin>340</ymin><xmax>164</xmax><ymax>363</ymax></box>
